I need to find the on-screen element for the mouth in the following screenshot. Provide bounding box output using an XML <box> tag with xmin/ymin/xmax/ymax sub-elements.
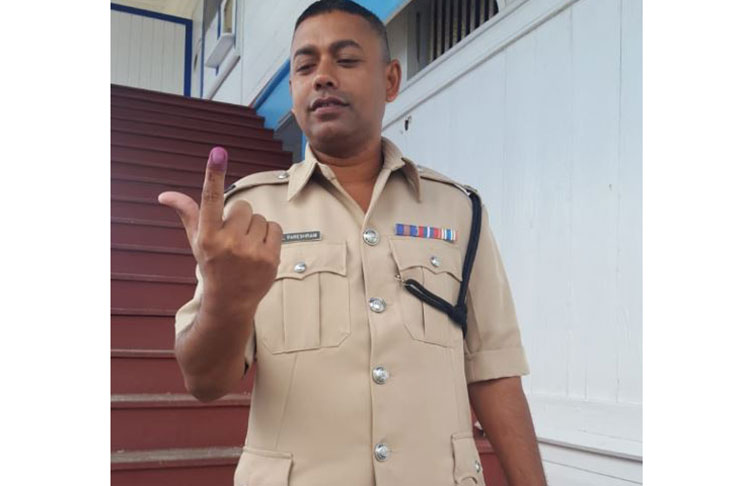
<box><xmin>310</xmin><ymin>96</ymin><xmax>349</xmax><ymax>113</ymax></box>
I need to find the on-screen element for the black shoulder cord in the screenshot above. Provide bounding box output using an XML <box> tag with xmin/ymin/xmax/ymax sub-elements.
<box><xmin>401</xmin><ymin>189</ymin><xmax>482</xmax><ymax>338</ymax></box>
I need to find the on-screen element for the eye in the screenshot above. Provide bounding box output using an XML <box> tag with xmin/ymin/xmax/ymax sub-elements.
<box><xmin>296</xmin><ymin>64</ymin><xmax>314</xmax><ymax>72</ymax></box>
<box><xmin>338</xmin><ymin>59</ymin><xmax>358</xmax><ymax>65</ymax></box>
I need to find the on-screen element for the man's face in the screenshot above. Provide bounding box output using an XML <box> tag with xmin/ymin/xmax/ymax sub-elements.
<box><xmin>289</xmin><ymin>11</ymin><xmax>400</xmax><ymax>156</ymax></box>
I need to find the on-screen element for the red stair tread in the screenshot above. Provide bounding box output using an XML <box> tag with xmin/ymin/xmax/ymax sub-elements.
<box><xmin>111</xmin><ymin>131</ymin><xmax>290</xmax><ymax>164</ymax></box>
<box><xmin>112</xmin><ymin>118</ymin><xmax>282</xmax><ymax>151</ymax></box>
<box><xmin>111</xmin><ymin>446</ymin><xmax>241</xmax><ymax>469</ymax></box>
<box><xmin>111</xmin><ymin>84</ymin><xmax>260</xmax><ymax>117</ymax></box>
<box><xmin>111</xmin><ymin>144</ymin><xmax>283</xmax><ymax>173</ymax></box>
<box><xmin>112</xmin><ymin>107</ymin><xmax>272</xmax><ymax>138</ymax></box>
<box><xmin>111</xmin><ymin>97</ymin><xmax>264</xmax><ymax>128</ymax></box>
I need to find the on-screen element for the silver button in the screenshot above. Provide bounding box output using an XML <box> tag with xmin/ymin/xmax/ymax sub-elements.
<box><xmin>369</xmin><ymin>297</ymin><xmax>386</xmax><ymax>313</ymax></box>
<box><xmin>372</xmin><ymin>366</ymin><xmax>389</xmax><ymax>384</ymax></box>
<box><xmin>293</xmin><ymin>261</ymin><xmax>307</xmax><ymax>273</ymax></box>
<box><xmin>374</xmin><ymin>442</ymin><xmax>391</xmax><ymax>461</ymax></box>
<box><xmin>277</xmin><ymin>171</ymin><xmax>289</xmax><ymax>179</ymax></box>
<box><xmin>474</xmin><ymin>460</ymin><xmax>482</xmax><ymax>473</ymax></box>
<box><xmin>430</xmin><ymin>255</ymin><xmax>440</xmax><ymax>267</ymax></box>
<box><xmin>362</xmin><ymin>228</ymin><xmax>380</xmax><ymax>246</ymax></box>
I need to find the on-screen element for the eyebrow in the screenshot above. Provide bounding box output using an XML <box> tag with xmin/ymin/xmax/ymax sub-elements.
<box><xmin>292</xmin><ymin>39</ymin><xmax>364</xmax><ymax>60</ymax></box>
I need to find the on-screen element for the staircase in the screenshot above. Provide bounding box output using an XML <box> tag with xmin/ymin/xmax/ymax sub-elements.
<box><xmin>110</xmin><ymin>84</ymin><xmax>292</xmax><ymax>486</ymax></box>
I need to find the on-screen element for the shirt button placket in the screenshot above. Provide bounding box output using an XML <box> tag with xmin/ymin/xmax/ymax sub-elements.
<box><xmin>368</xmin><ymin>297</ymin><xmax>386</xmax><ymax>313</ymax></box>
<box><xmin>374</xmin><ymin>442</ymin><xmax>391</xmax><ymax>462</ymax></box>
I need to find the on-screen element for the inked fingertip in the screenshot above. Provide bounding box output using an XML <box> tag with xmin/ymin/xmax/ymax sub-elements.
<box><xmin>208</xmin><ymin>146</ymin><xmax>229</xmax><ymax>171</ymax></box>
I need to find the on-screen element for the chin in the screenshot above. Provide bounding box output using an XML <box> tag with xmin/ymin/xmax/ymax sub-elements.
<box><xmin>308</xmin><ymin>124</ymin><xmax>355</xmax><ymax>149</ymax></box>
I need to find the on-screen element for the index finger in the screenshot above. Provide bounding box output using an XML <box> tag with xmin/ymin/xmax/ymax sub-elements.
<box><xmin>199</xmin><ymin>146</ymin><xmax>229</xmax><ymax>234</ymax></box>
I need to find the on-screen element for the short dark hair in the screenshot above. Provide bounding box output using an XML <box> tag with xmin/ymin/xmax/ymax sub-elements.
<box><xmin>293</xmin><ymin>0</ymin><xmax>391</xmax><ymax>63</ymax></box>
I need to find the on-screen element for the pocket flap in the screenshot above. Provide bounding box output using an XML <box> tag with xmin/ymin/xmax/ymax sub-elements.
<box><xmin>389</xmin><ymin>237</ymin><xmax>463</xmax><ymax>281</ymax></box>
<box><xmin>234</xmin><ymin>446</ymin><xmax>293</xmax><ymax>486</ymax></box>
<box><xmin>276</xmin><ymin>241</ymin><xmax>347</xmax><ymax>280</ymax></box>
<box><xmin>451</xmin><ymin>431</ymin><xmax>485</xmax><ymax>485</ymax></box>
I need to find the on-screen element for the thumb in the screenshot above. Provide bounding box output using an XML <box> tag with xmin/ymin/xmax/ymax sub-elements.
<box><xmin>157</xmin><ymin>191</ymin><xmax>200</xmax><ymax>243</ymax></box>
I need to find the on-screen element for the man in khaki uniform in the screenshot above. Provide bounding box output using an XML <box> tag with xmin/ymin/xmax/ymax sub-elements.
<box><xmin>159</xmin><ymin>1</ymin><xmax>547</xmax><ymax>485</ymax></box>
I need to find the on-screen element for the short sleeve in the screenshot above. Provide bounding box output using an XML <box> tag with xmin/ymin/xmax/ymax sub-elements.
<box><xmin>463</xmin><ymin>202</ymin><xmax>530</xmax><ymax>384</ymax></box>
<box><xmin>174</xmin><ymin>263</ymin><xmax>256</xmax><ymax>373</ymax></box>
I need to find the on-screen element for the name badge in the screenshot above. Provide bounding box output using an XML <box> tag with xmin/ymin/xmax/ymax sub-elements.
<box><xmin>282</xmin><ymin>231</ymin><xmax>322</xmax><ymax>243</ymax></box>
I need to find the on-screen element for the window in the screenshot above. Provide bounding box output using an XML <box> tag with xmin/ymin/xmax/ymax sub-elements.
<box><xmin>393</xmin><ymin>0</ymin><xmax>500</xmax><ymax>81</ymax></box>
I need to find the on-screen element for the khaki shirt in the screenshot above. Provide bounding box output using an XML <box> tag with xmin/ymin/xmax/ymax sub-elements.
<box><xmin>174</xmin><ymin>137</ymin><xmax>529</xmax><ymax>486</ymax></box>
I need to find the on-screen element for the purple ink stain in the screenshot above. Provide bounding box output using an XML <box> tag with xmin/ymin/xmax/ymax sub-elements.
<box><xmin>208</xmin><ymin>146</ymin><xmax>228</xmax><ymax>171</ymax></box>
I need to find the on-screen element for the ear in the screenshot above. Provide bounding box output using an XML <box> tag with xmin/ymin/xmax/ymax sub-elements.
<box><xmin>385</xmin><ymin>59</ymin><xmax>402</xmax><ymax>103</ymax></box>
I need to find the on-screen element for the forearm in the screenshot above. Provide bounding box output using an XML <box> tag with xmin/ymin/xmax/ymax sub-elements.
<box><xmin>175</xmin><ymin>294</ymin><xmax>257</xmax><ymax>401</ymax></box>
<box><xmin>468</xmin><ymin>376</ymin><xmax>546</xmax><ymax>486</ymax></box>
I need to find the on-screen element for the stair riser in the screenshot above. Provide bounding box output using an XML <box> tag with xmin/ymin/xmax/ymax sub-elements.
<box><xmin>112</xmin><ymin>106</ymin><xmax>272</xmax><ymax>139</ymax></box>
<box><xmin>111</xmin><ymin>315</ymin><xmax>176</xmax><ymax>350</ymax></box>
<box><xmin>111</xmin><ymin>279</ymin><xmax>195</xmax><ymax>310</ymax></box>
<box><xmin>111</xmin><ymin>462</ymin><xmax>237</xmax><ymax>486</ymax></box>
<box><xmin>113</xmin><ymin>200</ymin><xmax>180</xmax><ymax>223</ymax></box>
<box><xmin>112</xmin><ymin>355</ymin><xmax>255</xmax><ymax>393</ymax></box>
<box><xmin>112</xmin><ymin>222</ymin><xmax>190</xmax><ymax>249</ymax></box>
<box><xmin>112</xmin><ymin>161</ymin><xmax>242</xmax><ymax>187</ymax></box>
<box><xmin>112</xmin><ymin>131</ymin><xmax>291</xmax><ymax>166</ymax></box>
<box><xmin>111</xmin><ymin>86</ymin><xmax>260</xmax><ymax>117</ymax></box>
<box><xmin>112</xmin><ymin>355</ymin><xmax>186</xmax><ymax>393</ymax></box>
<box><xmin>112</xmin><ymin>118</ymin><xmax>283</xmax><ymax>151</ymax></box>
<box><xmin>112</xmin><ymin>178</ymin><xmax>202</xmax><ymax>201</ymax></box>
<box><xmin>111</xmin><ymin>405</ymin><xmax>248</xmax><ymax>450</ymax></box>
<box><xmin>111</xmin><ymin>98</ymin><xmax>263</xmax><ymax>128</ymax></box>
<box><xmin>112</xmin><ymin>144</ymin><xmax>275</xmax><ymax>175</ymax></box>
<box><xmin>112</xmin><ymin>249</ymin><xmax>195</xmax><ymax>278</ymax></box>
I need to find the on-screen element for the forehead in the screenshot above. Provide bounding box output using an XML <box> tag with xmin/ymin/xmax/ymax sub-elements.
<box><xmin>291</xmin><ymin>11</ymin><xmax>378</xmax><ymax>53</ymax></box>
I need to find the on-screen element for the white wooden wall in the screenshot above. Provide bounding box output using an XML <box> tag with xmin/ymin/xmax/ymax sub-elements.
<box><xmin>111</xmin><ymin>9</ymin><xmax>186</xmax><ymax>94</ymax></box>
<box><xmin>382</xmin><ymin>0</ymin><xmax>642</xmax><ymax>484</ymax></box>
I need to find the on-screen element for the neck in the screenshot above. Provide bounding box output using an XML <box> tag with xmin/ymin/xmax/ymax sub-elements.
<box><xmin>311</xmin><ymin>138</ymin><xmax>383</xmax><ymax>187</ymax></box>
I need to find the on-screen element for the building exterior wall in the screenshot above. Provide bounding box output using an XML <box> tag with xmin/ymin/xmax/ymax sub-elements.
<box><xmin>382</xmin><ymin>0</ymin><xmax>642</xmax><ymax>483</ymax></box>
<box><xmin>111</xmin><ymin>6</ymin><xmax>189</xmax><ymax>95</ymax></box>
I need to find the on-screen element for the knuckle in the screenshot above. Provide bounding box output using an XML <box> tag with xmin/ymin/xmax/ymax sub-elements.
<box><xmin>201</xmin><ymin>189</ymin><xmax>221</xmax><ymax>204</ymax></box>
<box><xmin>196</xmin><ymin>234</ymin><xmax>219</xmax><ymax>253</ymax></box>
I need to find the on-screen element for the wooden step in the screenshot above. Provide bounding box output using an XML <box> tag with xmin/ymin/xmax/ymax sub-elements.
<box><xmin>111</xmin><ymin>349</ymin><xmax>254</xmax><ymax>394</ymax></box>
<box><xmin>111</xmin><ymin>106</ymin><xmax>274</xmax><ymax>139</ymax></box>
<box><xmin>111</xmin><ymin>244</ymin><xmax>195</xmax><ymax>278</ymax></box>
<box><xmin>112</xmin><ymin>117</ymin><xmax>282</xmax><ymax>151</ymax></box>
<box><xmin>112</xmin><ymin>160</ymin><xmax>244</xmax><ymax>187</ymax></box>
<box><xmin>111</xmin><ymin>218</ymin><xmax>190</xmax><ymax>249</ymax></box>
<box><xmin>111</xmin><ymin>97</ymin><xmax>264</xmax><ymax>128</ymax></box>
<box><xmin>111</xmin><ymin>349</ymin><xmax>184</xmax><ymax>394</ymax></box>
<box><xmin>111</xmin><ymin>273</ymin><xmax>195</xmax><ymax>309</ymax></box>
<box><xmin>111</xmin><ymin>131</ymin><xmax>290</xmax><ymax>166</ymax></box>
<box><xmin>111</xmin><ymin>143</ymin><xmax>283</xmax><ymax>174</ymax></box>
<box><xmin>112</xmin><ymin>196</ymin><xmax>180</xmax><ymax>223</ymax></box>
<box><xmin>111</xmin><ymin>314</ymin><xmax>177</xmax><ymax>350</ymax></box>
<box><xmin>111</xmin><ymin>83</ymin><xmax>260</xmax><ymax>118</ymax></box>
<box><xmin>111</xmin><ymin>392</ymin><xmax>250</xmax><ymax>450</ymax></box>
<box><xmin>111</xmin><ymin>174</ymin><xmax>202</xmax><ymax>201</ymax></box>
<box><xmin>111</xmin><ymin>446</ymin><xmax>240</xmax><ymax>486</ymax></box>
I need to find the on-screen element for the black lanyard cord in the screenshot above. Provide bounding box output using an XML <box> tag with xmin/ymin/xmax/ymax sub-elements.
<box><xmin>401</xmin><ymin>189</ymin><xmax>482</xmax><ymax>339</ymax></box>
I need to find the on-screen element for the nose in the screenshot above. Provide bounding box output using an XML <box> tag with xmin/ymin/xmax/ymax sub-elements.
<box><xmin>313</xmin><ymin>59</ymin><xmax>337</xmax><ymax>91</ymax></box>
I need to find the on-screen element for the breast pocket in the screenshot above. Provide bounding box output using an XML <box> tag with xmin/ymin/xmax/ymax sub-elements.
<box><xmin>254</xmin><ymin>241</ymin><xmax>351</xmax><ymax>354</ymax></box>
<box><xmin>389</xmin><ymin>237</ymin><xmax>463</xmax><ymax>347</ymax></box>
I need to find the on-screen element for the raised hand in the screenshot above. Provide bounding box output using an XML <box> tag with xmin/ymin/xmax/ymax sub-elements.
<box><xmin>157</xmin><ymin>147</ymin><xmax>283</xmax><ymax>315</ymax></box>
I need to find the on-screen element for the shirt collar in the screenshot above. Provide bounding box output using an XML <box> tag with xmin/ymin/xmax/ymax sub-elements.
<box><xmin>286</xmin><ymin>136</ymin><xmax>422</xmax><ymax>203</ymax></box>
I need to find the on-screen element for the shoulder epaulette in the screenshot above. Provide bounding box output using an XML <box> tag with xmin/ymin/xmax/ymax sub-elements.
<box><xmin>224</xmin><ymin>168</ymin><xmax>291</xmax><ymax>202</ymax></box>
<box><xmin>416</xmin><ymin>164</ymin><xmax>479</xmax><ymax>197</ymax></box>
